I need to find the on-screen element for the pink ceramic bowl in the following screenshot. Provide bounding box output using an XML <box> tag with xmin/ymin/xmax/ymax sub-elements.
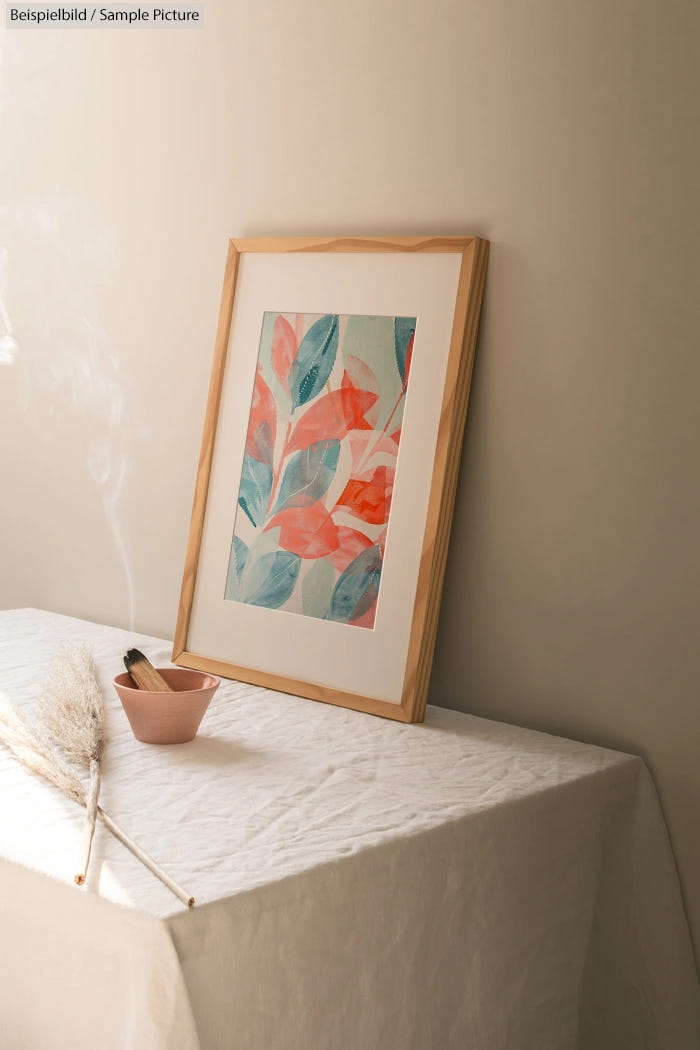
<box><xmin>114</xmin><ymin>667</ymin><xmax>219</xmax><ymax>744</ymax></box>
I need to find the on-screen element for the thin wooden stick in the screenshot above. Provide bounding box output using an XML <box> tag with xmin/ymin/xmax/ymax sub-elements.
<box><xmin>97</xmin><ymin>808</ymin><xmax>194</xmax><ymax>908</ymax></box>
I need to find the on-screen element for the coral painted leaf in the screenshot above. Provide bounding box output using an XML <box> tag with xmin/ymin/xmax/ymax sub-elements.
<box><xmin>241</xmin><ymin>550</ymin><xmax>301</xmax><ymax>609</ymax></box>
<box><xmin>328</xmin><ymin>526</ymin><xmax>374</xmax><ymax>572</ymax></box>
<box><xmin>348</xmin><ymin>430</ymin><xmax>400</xmax><ymax>472</ymax></box>
<box><xmin>272</xmin><ymin>439</ymin><xmax>340</xmax><ymax>514</ymax></box>
<box><xmin>289</xmin><ymin>314</ymin><xmax>339</xmax><ymax>409</ymax></box>
<box><xmin>335</xmin><ymin>465</ymin><xmax>395</xmax><ymax>525</ymax></box>
<box><xmin>287</xmin><ymin>379</ymin><xmax>377</xmax><ymax>454</ymax></box>
<box><xmin>394</xmin><ymin>317</ymin><xmax>416</xmax><ymax>387</ymax></box>
<box><xmin>247</xmin><ymin>421</ymin><xmax>275</xmax><ymax>468</ymax></box>
<box><xmin>327</xmin><ymin>545</ymin><xmax>382</xmax><ymax>625</ymax></box>
<box><xmin>271</xmin><ymin>315</ymin><xmax>297</xmax><ymax>393</ymax></box>
<box><xmin>238</xmin><ymin>452</ymin><xmax>273</xmax><ymax>527</ymax></box>
<box><xmin>342</xmin><ymin>356</ymin><xmax>381</xmax><ymax>428</ymax></box>
<box><xmin>268</xmin><ymin>503</ymin><xmax>340</xmax><ymax>559</ymax></box>
<box><xmin>246</xmin><ymin>366</ymin><xmax>277</xmax><ymax>466</ymax></box>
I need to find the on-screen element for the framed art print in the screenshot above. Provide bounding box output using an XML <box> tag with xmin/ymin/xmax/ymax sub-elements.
<box><xmin>173</xmin><ymin>236</ymin><xmax>489</xmax><ymax>722</ymax></box>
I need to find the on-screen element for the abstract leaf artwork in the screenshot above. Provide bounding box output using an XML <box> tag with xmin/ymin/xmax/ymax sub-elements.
<box><xmin>174</xmin><ymin>236</ymin><xmax>489</xmax><ymax>721</ymax></box>
<box><xmin>224</xmin><ymin>312</ymin><xmax>416</xmax><ymax>629</ymax></box>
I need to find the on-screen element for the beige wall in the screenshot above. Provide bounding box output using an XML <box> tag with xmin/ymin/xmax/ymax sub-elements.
<box><xmin>1</xmin><ymin>1</ymin><xmax>698</xmax><ymax>958</ymax></box>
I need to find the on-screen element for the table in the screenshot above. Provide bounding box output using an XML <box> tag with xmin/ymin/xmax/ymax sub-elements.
<box><xmin>0</xmin><ymin>609</ymin><xmax>698</xmax><ymax>1050</ymax></box>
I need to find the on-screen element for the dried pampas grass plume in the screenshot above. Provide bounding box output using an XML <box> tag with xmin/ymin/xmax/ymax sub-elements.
<box><xmin>0</xmin><ymin>689</ymin><xmax>194</xmax><ymax>908</ymax></box>
<box><xmin>39</xmin><ymin>646</ymin><xmax>105</xmax><ymax>885</ymax></box>
<box><xmin>0</xmin><ymin>693</ymin><xmax>84</xmax><ymax>805</ymax></box>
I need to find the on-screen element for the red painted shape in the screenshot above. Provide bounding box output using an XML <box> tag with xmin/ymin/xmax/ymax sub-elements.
<box><xmin>246</xmin><ymin>365</ymin><xmax>277</xmax><ymax>465</ymax></box>
<box><xmin>328</xmin><ymin>526</ymin><xmax>374</xmax><ymax>572</ymax></box>
<box><xmin>266</xmin><ymin>503</ymin><xmax>340</xmax><ymax>559</ymax></box>
<box><xmin>336</xmin><ymin>465</ymin><xmax>395</xmax><ymax>526</ymax></box>
<box><xmin>271</xmin><ymin>315</ymin><xmax>297</xmax><ymax>392</ymax></box>
<box><xmin>287</xmin><ymin>376</ymin><xmax>377</xmax><ymax>454</ymax></box>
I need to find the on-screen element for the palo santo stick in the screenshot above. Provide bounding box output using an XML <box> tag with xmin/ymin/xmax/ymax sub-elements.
<box><xmin>124</xmin><ymin>649</ymin><xmax>173</xmax><ymax>692</ymax></box>
<box><xmin>97</xmin><ymin>807</ymin><xmax>194</xmax><ymax>908</ymax></box>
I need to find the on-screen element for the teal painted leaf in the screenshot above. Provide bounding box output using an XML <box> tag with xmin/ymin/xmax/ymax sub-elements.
<box><xmin>238</xmin><ymin>452</ymin><xmax>273</xmax><ymax>527</ymax></box>
<box><xmin>289</xmin><ymin>314</ymin><xmax>339</xmax><ymax>409</ymax></box>
<box><xmin>244</xmin><ymin>526</ymin><xmax>282</xmax><ymax>569</ymax></box>
<box><xmin>232</xmin><ymin>536</ymin><xmax>248</xmax><ymax>582</ymax></box>
<box><xmin>327</xmin><ymin>544</ymin><xmax>382</xmax><ymax>624</ymax></box>
<box><xmin>394</xmin><ymin>317</ymin><xmax>416</xmax><ymax>386</ymax></box>
<box><xmin>224</xmin><ymin>536</ymin><xmax>248</xmax><ymax>601</ymax></box>
<box><xmin>236</xmin><ymin>528</ymin><xmax>283</xmax><ymax>599</ymax></box>
<box><xmin>242</xmin><ymin>550</ymin><xmax>301</xmax><ymax>609</ymax></box>
<box><xmin>343</xmin><ymin>316</ymin><xmax>400</xmax><ymax>413</ymax></box>
<box><xmin>272</xmin><ymin>439</ymin><xmax>340</xmax><ymax>514</ymax></box>
<box><xmin>301</xmin><ymin>557</ymin><xmax>336</xmax><ymax>619</ymax></box>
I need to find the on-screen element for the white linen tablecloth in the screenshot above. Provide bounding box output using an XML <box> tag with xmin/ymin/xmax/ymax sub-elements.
<box><xmin>0</xmin><ymin>609</ymin><xmax>698</xmax><ymax>1050</ymax></box>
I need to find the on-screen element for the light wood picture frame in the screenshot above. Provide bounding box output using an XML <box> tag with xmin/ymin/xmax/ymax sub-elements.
<box><xmin>173</xmin><ymin>236</ymin><xmax>489</xmax><ymax>722</ymax></box>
